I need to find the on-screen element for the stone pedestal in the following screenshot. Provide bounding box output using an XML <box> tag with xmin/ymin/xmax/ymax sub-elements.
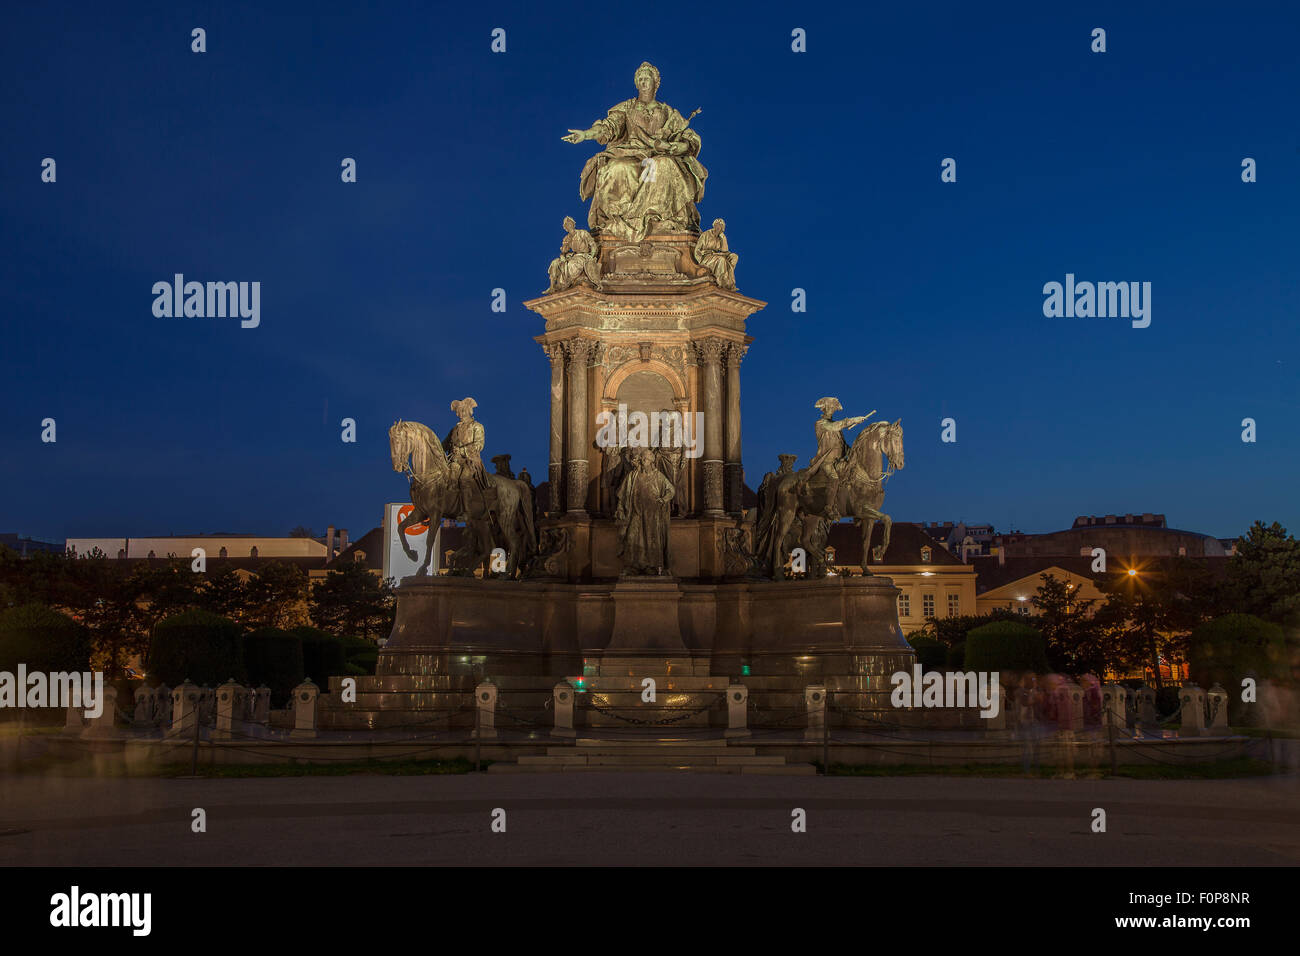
<box><xmin>606</xmin><ymin>577</ymin><xmax>685</xmax><ymax>653</ymax></box>
<box><xmin>552</xmin><ymin>681</ymin><xmax>576</xmax><ymax>737</ymax></box>
<box><xmin>1179</xmin><ymin>684</ymin><xmax>1207</xmax><ymax>737</ymax></box>
<box><xmin>290</xmin><ymin>680</ymin><xmax>319</xmax><ymax>739</ymax></box>
<box><xmin>726</xmin><ymin>683</ymin><xmax>750</xmax><ymax>737</ymax></box>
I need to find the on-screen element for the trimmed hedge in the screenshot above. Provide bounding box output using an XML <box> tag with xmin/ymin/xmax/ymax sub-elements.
<box><xmin>292</xmin><ymin>627</ymin><xmax>347</xmax><ymax>684</ymax></box>
<box><xmin>963</xmin><ymin>621</ymin><xmax>1049</xmax><ymax>674</ymax></box>
<box><xmin>243</xmin><ymin>627</ymin><xmax>304</xmax><ymax>708</ymax></box>
<box><xmin>1188</xmin><ymin>613</ymin><xmax>1289</xmax><ymax>723</ymax></box>
<box><xmin>907</xmin><ymin>635</ymin><xmax>946</xmax><ymax>672</ymax></box>
<box><xmin>0</xmin><ymin>603</ymin><xmax>90</xmax><ymax>673</ymax></box>
<box><xmin>148</xmin><ymin>610</ymin><xmax>243</xmax><ymax>687</ymax></box>
<box><xmin>945</xmin><ymin>641</ymin><xmax>966</xmax><ymax>670</ymax></box>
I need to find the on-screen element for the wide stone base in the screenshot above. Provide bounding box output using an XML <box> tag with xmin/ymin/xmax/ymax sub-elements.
<box><xmin>318</xmin><ymin>573</ymin><xmax>915</xmax><ymax>731</ymax></box>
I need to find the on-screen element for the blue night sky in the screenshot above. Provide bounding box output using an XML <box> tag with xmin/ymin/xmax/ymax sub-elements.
<box><xmin>2</xmin><ymin>1</ymin><xmax>1297</xmax><ymax>543</ymax></box>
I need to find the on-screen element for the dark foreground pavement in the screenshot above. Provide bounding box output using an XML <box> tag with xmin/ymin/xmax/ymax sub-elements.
<box><xmin>1</xmin><ymin>771</ymin><xmax>1296</xmax><ymax>866</ymax></box>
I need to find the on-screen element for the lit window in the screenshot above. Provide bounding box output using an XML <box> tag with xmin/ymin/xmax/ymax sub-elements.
<box><xmin>898</xmin><ymin>593</ymin><xmax>911</xmax><ymax>618</ymax></box>
<box><xmin>920</xmin><ymin>546</ymin><xmax>932</xmax><ymax>563</ymax></box>
<box><xmin>922</xmin><ymin>594</ymin><xmax>935</xmax><ymax>618</ymax></box>
<box><xmin>947</xmin><ymin>593</ymin><xmax>960</xmax><ymax>617</ymax></box>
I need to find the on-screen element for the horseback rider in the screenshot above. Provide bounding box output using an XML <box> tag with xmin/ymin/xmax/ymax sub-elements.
<box><xmin>444</xmin><ymin>398</ymin><xmax>492</xmax><ymax>516</ymax></box>
<box><xmin>805</xmin><ymin>397</ymin><xmax>873</xmax><ymax>522</ymax></box>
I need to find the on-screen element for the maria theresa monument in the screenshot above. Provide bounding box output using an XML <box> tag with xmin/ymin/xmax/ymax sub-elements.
<box><xmin>333</xmin><ymin>64</ymin><xmax>914</xmax><ymax>730</ymax></box>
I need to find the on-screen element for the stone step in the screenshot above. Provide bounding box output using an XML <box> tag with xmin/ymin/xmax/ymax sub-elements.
<box><xmin>550</xmin><ymin>746</ymin><xmax>753</xmax><ymax>757</ymax></box>
<box><xmin>573</xmin><ymin>737</ymin><xmax>729</xmax><ymax>748</ymax></box>
<box><xmin>488</xmin><ymin>762</ymin><xmax>816</xmax><ymax>775</ymax></box>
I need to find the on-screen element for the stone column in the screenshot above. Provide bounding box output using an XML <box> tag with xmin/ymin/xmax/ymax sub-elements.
<box><xmin>544</xmin><ymin>343</ymin><xmax>565</xmax><ymax>515</ymax></box>
<box><xmin>565</xmin><ymin>338</ymin><xmax>594</xmax><ymax>515</ymax></box>
<box><xmin>804</xmin><ymin>685</ymin><xmax>827</xmax><ymax>741</ymax></box>
<box><xmin>1179</xmin><ymin>683</ymin><xmax>1207</xmax><ymax>737</ymax></box>
<box><xmin>726</xmin><ymin>683</ymin><xmax>750</xmax><ymax>738</ymax></box>
<box><xmin>290</xmin><ymin>679</ymin><xmax>319</xmax><ymax>739</ymax></box>
<box><xmin>724</xmin><ymin>342</ymin><xmax>746</xmax><ymax>514</ymax></box>
<box><xmin>168</xmin><ymin>680</ymin><xmax>199</xmax><ymax>738</ymax></box>
<box><xmin>473</xmin><ymin>681</ymin><xmax>499</xmax><ymax>740</ymax></box>
<box><xmin>214</xmin><ymin>680</ymin><xmax>245</xmax><ymax>741</ymax></box>
<box><xmin>552</xmin><ymin>681</ymin><xmax>576</xmax><ymax>738</ymax></box>
<box><xmin>1207</xmin><ymin>683</ymin><xmax>1229</xmax><ymax>732</ymax></box>
<box><xmin>695</xmin><ymin>336</ymin><xmax>727</xmax><ymax>515</ymax></box>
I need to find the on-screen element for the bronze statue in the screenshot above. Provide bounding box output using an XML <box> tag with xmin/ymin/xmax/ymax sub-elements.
<box><xmin>389</xmin><ymin>411</ymin><xmax>536</xmax><ymax>577</ymax></box>
<box><xmin>562</xmin><ymin>62</ymin><xmax>707</xmax><ymax>242</ymax></box>
<box><xmin>652</xmin><ymin>408</ymin><xmax>689</xmax><ymax>515</ymax></box>
<box><xmin>763</xmin><ymin>409</ymin><xmax>905</xmax><ymax>578</ymax></box>
<box><xmin>614</xmin><ymin>446</ymin><xmax>675</xmax><ymax>575</ymax></box>
<box><xmin>694</xmin><ymin>218</ymin><xmax>738</xmax><ymax>289</ymax></box>
<box><xmin>754</xmin><ymin>453</ymin><xmax>797</xmax><ymax>560</ymax></box>
<box><xmin>804</xmin><ymin>397</ymin><xmax>873</xmax><ymax>521</ymax></box>
<box><xmin>546</xmin><ymin>216</ymin><xmax>602</xmax><ymax>293</ymax></box>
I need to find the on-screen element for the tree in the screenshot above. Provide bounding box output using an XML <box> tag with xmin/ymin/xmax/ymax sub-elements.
<box><xmin>309</xmin><ymin>562</ymin><xmax>395</xmax><ymax>640</ymax></box>
<box><xmin>64</xmin><ymin>551</ymin><xmax>150</xmax><ymax>679</ymax></box>
<box><xmin>1095</xmin><ymin>562</ymin><xmax>1204</xmax><ymax>690</ymax></box>
<box><xmin>134</xmin><ymin>557</ymin><xmax>203</xmax><ymax>630</ymax></box>
<box><xmin>1221</xmin><ymin>521</ymin><xmax>1300</xmax><ymax>625</ymax></box>
<box><xmin>1030</xmin><ymin>573</ymin><xmax>1115</xmax><ymax>676</ymax></box>
<box><xmin>243</xmin><ymin>562</ymin><xmax>308</xmax><ymax>629</ymax></box>
<box><xmin>198</xmin><ymin>567</ymin><xmax>248</xmax><ymax>623</ymax></box>
<box><xmin>288</xmin><ymin>526</ymin><xmax>316</xmax><ymax>539</ymax></box>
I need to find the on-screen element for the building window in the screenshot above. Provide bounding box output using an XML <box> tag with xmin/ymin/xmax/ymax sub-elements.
<box><xmin>922</xmin><ymin>594</ymin><xmax>935</xmax><ymax>618</ymax></box>
<box><xmin>898</xmin><ymin>593</ymin><xmax>911</xmax><ymax>618</ymax></box>
<box><xmin>920</xmin><ymin>546</ymin><xmax>932</xmax><ymax>563</ymax></box>
<box><xmin>1017</xmin><ymin>604</ymin><xmax>1030</xmax><ymax>616</ymax></box>
<box><xmin>824</xmin><ymin>547</ymin><xmax>836</xmax><ymax>565</ymax></box>
<box><xmin>947</xmin><ymin>593</ymin><xmax>960</xmax><ymax>617</ymax></box>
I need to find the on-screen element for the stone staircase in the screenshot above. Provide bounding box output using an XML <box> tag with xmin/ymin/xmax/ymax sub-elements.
<box><xmin>487</xmin><ymin>737</ymin><xmax>816</xmax><ymax>774</ymax></box>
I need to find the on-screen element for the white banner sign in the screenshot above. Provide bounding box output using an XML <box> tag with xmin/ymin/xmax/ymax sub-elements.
<box><xmin>382</xmin><ymin>503</ymin><xmax>438</xmax><ymax>582</ymax></box>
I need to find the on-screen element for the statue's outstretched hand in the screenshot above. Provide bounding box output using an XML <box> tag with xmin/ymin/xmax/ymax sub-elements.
<box><xmin>562</xmin><ymin>129</ymin><xmax>588</xmax><ymax>144</ymax></box>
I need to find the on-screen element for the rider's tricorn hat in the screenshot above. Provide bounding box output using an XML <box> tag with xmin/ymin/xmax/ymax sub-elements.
<box><xmin>814</xmin><ymin>397</ymin><xmax>842</xmax><ymax>414</ymax></box>
<box><xmin>450</xmin><ymin>397</ymin><xmax>478</xmax><ymax>416</ymax></box>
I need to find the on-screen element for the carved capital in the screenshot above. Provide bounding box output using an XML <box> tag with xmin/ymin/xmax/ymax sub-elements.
<box><xmin>725</xmin><ymin>342</ymin><xmax>748</xmax><ymax>369</ymax></box>
<box><xmin>565</xmin><ymin>337</ymin><xmax>597</xmax><ymax>368</ymax></box>
<box><xmin>543</xmin><ymin>342</ymin><xmax>565</xmax><ymax>369</ymax></box>
<box><xmin>694</xmin><ymin>336</ymin><xmax>728</xmax><ymax>367</ymax></box>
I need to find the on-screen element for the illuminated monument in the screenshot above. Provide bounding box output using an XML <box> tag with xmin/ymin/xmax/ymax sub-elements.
<box><xmin>325</xmin><ymin>63</ymin><xmax>914</xmax><ymax>730</ymax></box>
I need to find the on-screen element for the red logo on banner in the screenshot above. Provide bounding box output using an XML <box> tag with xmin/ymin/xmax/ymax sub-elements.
<box><xmin>397</xmin><ymin>505</ymin><xmax>428</xmax><ymax>536</ymax></box>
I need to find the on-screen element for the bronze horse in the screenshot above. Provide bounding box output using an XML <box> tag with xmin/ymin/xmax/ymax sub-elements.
<box><xmin>388</xmin><ymin>419</ymin><xmax>536</xmax><ymax>577</ymax></box>
<box><xmin>756</xmin><ymin>419</ymin><xmax>904</xmax><ymax>578</ymax></box>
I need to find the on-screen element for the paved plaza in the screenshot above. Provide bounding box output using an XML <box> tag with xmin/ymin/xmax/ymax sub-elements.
<box><xmin>1</xmin><ymin>771</ymin><xmax>1296</xmax><ymax>866</ymax></box>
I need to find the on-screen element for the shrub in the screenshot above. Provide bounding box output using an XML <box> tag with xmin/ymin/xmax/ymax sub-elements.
<box><xmin>1187</xmin><ymin>613</ymin><xmax>1289</xmax><ymax>723</ymax></box>
<box><xmin>292</xmin><ymin>626</ymin><xmax>347</xmax><ymax>683</ymax></box>
<box><xmin>242</xmin><ymin>627</ymin><xmax>304</xmax><ymax>708</ymax></box>
<box><xmin>347</xmin><ymin>650</ymin><xmax>378</xmax><ymax>676</ymax></box>
<box><xmin>147</xmin><ymin>610</ymin><xmax>243</xmax><ymax>687</ymax></box>
<box><xmin>945</xmin><ymin>641</ymin><xmax>966</xmax><ymax>669</ymax></box>
<box><xmin>907</xmin><ymin>635</ymin><xmax>946</xmax><ymax>672</ymax></box>
<box><xmin>0</xmin><ymin>603</ymin><xmax>90</xmax><ymax>674</ymax></box>
<box><xmin>963</xmin><ymin>621</ymin><xmax>1049</xmax><ymax>674</ymax></box>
